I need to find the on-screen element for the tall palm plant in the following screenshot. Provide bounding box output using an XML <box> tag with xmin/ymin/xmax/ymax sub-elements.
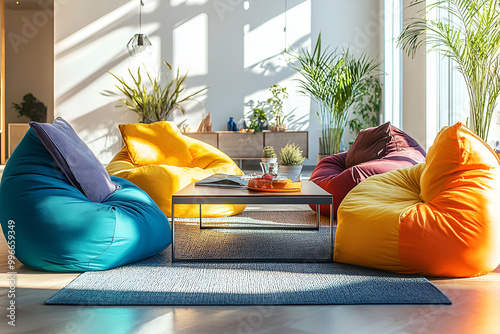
<box><xmin>398</xmin><ymin>0</ymin><xmax>500</xmax><ymax>141</ymax></box>
<box><xmin>289</xmin><ymin>34</ymin><xmax>381</xmax><ymax>155</ymax></box>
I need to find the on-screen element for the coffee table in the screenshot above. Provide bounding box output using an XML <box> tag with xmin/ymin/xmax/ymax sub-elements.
<box><xmin>171</xmin><ymin>180</ymin><xmax>334</xmax><ymax>262</ymax></box>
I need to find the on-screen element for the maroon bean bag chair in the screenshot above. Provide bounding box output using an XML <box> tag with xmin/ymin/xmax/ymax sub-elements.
<box><xmin>309</xmin><ymin>122</ymin><xmax>426</xmax><ymax>217</ymax></box>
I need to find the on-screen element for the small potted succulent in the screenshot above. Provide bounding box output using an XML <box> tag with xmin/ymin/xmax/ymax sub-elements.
<box><xmin>261</xmin><ymin>145</ymin><xmax>278</xmax><ymax>175</ymax></box>
<box><xmin>279</xmin><ymin>143</ymin><xmax>306</xmax><ymax>182</ymax></box>
<box><xmin>262</xmin><ymin>146</ymin><xmax>277</xmax><ymax>163</ymax></box>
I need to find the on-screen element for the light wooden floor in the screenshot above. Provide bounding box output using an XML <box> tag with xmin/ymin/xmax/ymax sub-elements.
<box><xmin>1</xmin><ymin>199</ymin><xmax>500</xmax><ymax>334</ymax></box>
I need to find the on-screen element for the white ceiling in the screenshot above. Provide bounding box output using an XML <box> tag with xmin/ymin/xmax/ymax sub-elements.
<box><xmin>5</xmin><ymin>0</ymin><xmax>53</xmax><ymax>10</ymax></box>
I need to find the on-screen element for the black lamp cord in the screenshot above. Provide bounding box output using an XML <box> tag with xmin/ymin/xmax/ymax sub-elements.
<box><xmin>284</xmin><ymin>0</ymin><xmax>287</xmax><ymax>52</ymax></box>
<box><xmin>139</xmin><ymin>0</ymin><xmax>144</xmax><ymax>34</ymax></box>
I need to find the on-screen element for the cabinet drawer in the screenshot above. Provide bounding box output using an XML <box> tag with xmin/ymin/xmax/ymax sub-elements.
<box><xmin>264</xmin><ymin>131</ymin><xmax>308</xmax><ymax>158</ymax></box>
<box><xmin>218</xmin><ymin>132</ymin><xmax>264</xmax><ymax>158</ymax></box>
<box><xmin>184</xmin><ymin>132</ymin><xmax>218</xmax><ymax>148</ymax></box>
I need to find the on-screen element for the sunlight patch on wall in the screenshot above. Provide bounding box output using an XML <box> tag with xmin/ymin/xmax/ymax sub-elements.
<box><xmin>173</xmin><ymin>13</ymin><xmax>208</xmax><ymax>76</ymax></box>
<box><xmin>143</xmin><ymin>0</ymin><xmax>161</xmax><ymax>12</ymax></box>
<box><xmin>55</xmin><ymin>0</ymin><xmax>161</xmax><ymax>112</ymax></box>
<box><xmin>170</xmin><ymin>0</ymin><xmax>209</xmax><ymax>7</ymax></box>
<box><xmin>56</xmin><ymin>1</ymin><xmax>136</xmax><ymax>57</ymax></box>
<box><xmin>56</xmin><ymin>22</ymin><xmax>160</xmax><ymax>111</ymax></box>
<box><xmin>243</xmin><ymin>0</ymin><xmax>311</xmax><ymax>74</ymax></box>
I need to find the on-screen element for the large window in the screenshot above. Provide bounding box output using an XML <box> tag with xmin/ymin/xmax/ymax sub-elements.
<box><xmin>384</xmin><ymin>0</ymin><xmax>402</xmax><ymax>129</ymax></box>
<box><xmin>426</xmin><ymin>0</ymin><xmax>499</xmax><ymax>149</ymax></box>
<box><xmin>426</xmin><ymin>0</ymin><xmax>468</xmax><ymax>148</ymax></box>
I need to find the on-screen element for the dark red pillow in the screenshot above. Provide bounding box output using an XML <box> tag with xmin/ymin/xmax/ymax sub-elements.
<box><xmin>345</xmin><ymin>122</ymin><xmax>425</xmax><ymax>168</ymax></box>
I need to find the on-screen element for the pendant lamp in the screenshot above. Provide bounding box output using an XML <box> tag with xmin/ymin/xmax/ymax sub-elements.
<box><xmin>127</xmin><ymin>0</ymin><xmax>152</xmax><ymax>57</ymax></box>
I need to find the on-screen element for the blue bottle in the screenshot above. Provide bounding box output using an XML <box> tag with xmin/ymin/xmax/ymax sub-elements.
<box><xmin>227</xmin><ymin>117</ymin><xmax>237</xmax><ymax>131</ymax></box>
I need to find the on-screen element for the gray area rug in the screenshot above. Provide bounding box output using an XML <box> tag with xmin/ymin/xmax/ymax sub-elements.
<box><xmin>46</xmin><ymin>211</ymin><xmax>451</xmax><ymax>306</ymax></box>
<box><xmin>172</xmin><ymin>210</ymin><xmax>332</xmax><ymax>261</ymax></box>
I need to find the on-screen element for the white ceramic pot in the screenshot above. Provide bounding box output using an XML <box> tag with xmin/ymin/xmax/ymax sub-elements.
<box><xmin>279</xmin><ymin>165</ymin><xmax>303</xmax><ymax>182</ymax></box>
<box><xmin>261</xmin><ymin>157</ymin><xmax>278</xmax><ymax>164</ymax></box>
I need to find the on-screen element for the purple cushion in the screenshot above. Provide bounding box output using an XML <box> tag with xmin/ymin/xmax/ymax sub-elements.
<box><xmin>310</xmin><ymin>125</ymin><xmax>426</xmax><ymax>217</ymax></box>
<box><xmin>29</xmin><ymin>117</ymin><xmax>119</xmax><ymax>202</ymax></box>
<box><xmin>346</xmin><ymin>122</ymin><xmax>426</xmax><ymax>168</ymax></box>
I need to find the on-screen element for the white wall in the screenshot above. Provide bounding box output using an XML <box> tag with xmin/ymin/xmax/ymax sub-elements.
<box><xmin>54</xmin><ymin>0</ymin><xmax>381</xmax><ymax>165</ymax></box>
<box><xmin>5</xmin><ymin>7</ymin><xmax>54</xmax><ymax>154</ymax></box>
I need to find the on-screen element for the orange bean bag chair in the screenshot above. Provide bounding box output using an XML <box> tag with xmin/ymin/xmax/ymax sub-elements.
<box><xmin>106</xmin><ymin>121</ymin><xmax>246</xmax><ymax>218</ymax></box>
<box><xmin>335</xmin><ymin>123</ymin><xmax>500</xmax><ymax>277</ymax></box>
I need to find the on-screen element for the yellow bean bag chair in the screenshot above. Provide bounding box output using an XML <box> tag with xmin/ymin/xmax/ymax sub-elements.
<box><xmin>335</xmin><ymin>122</ymin><xmax>500</xmax><ymax>277</ymax></box>
<box><xmin>106</xmin><ymin>121</ymin><xmax>246</xmax><ymax>218</ymax></box>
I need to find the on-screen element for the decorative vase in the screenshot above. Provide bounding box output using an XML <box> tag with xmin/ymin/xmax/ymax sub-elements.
<box><xmin>279</xmin><ymin>165</ymin><xmax>303</xmax><ymax>182</ymax></box>
<box><xmin>277</xmin><ymin>124</ymin><xmax>287</xmax><ymax>132</ymax></box>
<box><xmin>276</xmin><ymin>115</ymin><xmax>282</xmax><ymax>125</ymax></box>
<box><xmin>260</xmin><ymin>162</ymin><xmax>278</xmax><ymax>174</ymax></box>
<box><xmin>227</xmin><ymin>117</ymin><xmax>237</xmax><ymax>131</ymax></box>
<box><xmin>259</xmin><ymin>119</ymin><xmax>268</xmax><ymax>131</ymax></box>
<box><xmin>271</xmin><ymin>116</ymin><xmax>286</xmax><ymax>132</ymax></box>
<box><xmin>319</xmin><ymin>130</ymin><xmax>345</xmax><ymax>155</ymax></box>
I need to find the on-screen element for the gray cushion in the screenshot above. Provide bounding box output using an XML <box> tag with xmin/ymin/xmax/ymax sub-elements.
<box><xmin>29</xmin><ymin>117</ymin><xmax>119</xmax><ymax>202</ymax></box>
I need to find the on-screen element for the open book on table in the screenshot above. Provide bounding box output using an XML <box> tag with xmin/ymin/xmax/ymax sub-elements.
<box><xmin>195</xmin><ymin>174</ymin><xmax>248</xmax><ymax>188</ymax></box>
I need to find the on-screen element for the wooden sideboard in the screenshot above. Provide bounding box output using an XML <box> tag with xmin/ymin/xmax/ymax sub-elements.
<box><xmin>184</xmin><ymin>131</ymin><xmax>309</xmax><ymax>160</ymax></box>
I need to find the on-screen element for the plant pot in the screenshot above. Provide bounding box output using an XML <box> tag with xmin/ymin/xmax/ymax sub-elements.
<box><xmin>319</xmin><ymin>131</ymin><xmax>345</xmax><ymax>155</ymax></box>
<box><xmin>279</xmin><ymin>165</ymin><xmax>303</xmax><ymax>182</ymax></box>
<box><xmin>261</xmin><ymin>157</ymin><xmax>277</xmax><ymax>164</ymax></box>
<box><xmin>258</xmin><ymin>119</ymin><xmax>268</xmax><ymax>131</ymax></box>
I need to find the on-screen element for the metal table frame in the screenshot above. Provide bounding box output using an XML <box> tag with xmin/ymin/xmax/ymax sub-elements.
<box><xmin>171</xmin><ymin>182</ymin><xmax>334</xmax><ymax>262</ymax></box>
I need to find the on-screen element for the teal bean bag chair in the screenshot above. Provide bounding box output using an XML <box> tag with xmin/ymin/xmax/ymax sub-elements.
<box><xmin>0</xmin><ymin>124</ymin><xmax>171</xmax><ymax>272</ymax></box>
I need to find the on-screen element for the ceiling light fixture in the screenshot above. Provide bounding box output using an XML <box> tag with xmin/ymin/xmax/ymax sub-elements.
<box><xmin>127</xmin><ymin>0</ymin><xmax>152</xmax><ymax>57</ymax></box>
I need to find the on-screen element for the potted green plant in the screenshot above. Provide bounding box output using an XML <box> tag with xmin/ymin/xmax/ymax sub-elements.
<box><xmin>262</xmin><ymin>146</ymin><xmax>277</xmax><ymax>163</ymax></box>
<box><xmin>261</xmin><ymin>146</ymin><xmax>278</xmax><ymax>174</ymax></box>
<box><xmin>398</xmin><ymin>0</ymin><xmax>500</xmax><ymax>142</ymax></box>
<box><xmin>267</xmin><ymin>84</ymin><xmax>288</xmax><ymax>132</ymax></box>
<box><xmin>279</xmin><ymin>143</ymin><xmax>306</xmax><ymax>182</ymax></box>
<box><xmin>105</xmin><ymin>61</ymin><xmax>207</xmax><ymax>124</ymax></box>
<box><xmin>248</xmin><ymin>107</ymin><xmax>268</xmax><ymax>132</ymax></box>
<box><xmin>11</xmin><ymin>93</ymin><xmax>47</xmax><ymax>123</ymax></box>
<box><xmin>289</xmin><ymin>33</ymin><xmax>381</xmax><ymax>158</ymax></box>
